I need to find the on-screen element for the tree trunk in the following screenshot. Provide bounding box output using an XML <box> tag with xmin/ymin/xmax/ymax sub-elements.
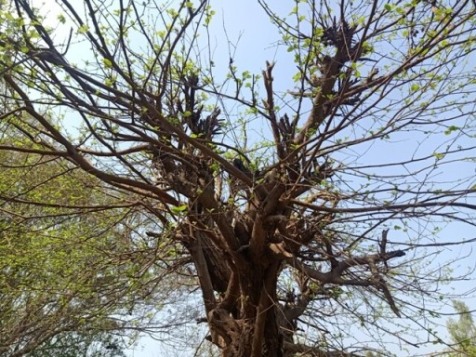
<box><xmin>204</xmin><ymin>259</ymin><xmax>284</xmax><ymax>357</ymax></box>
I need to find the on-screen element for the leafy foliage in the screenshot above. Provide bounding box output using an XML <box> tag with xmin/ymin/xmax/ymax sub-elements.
<box><xmin>25</xmin><ymin>331</ymin><xmax>127</xmax><ymax>357</ymax></box>
<box><xmin>446</xmin><ymin>301</ymin><xmax>476</xmax><ymax>356</ymax></box>
<box><xmin>0</xmin><ymin>128</ymin><xmax>170</xmax><ymax>356</ymax></box>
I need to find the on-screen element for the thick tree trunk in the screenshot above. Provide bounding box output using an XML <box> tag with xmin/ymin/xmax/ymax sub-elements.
<box><xmin>204</xmin><ymin>261</ymin><xmax>284</xmax><ymax>357</ymax></box>
<box><xmin>180</xmin><ymin>158</ymin><xmax>291</xmax><ymax>356</ymax></box>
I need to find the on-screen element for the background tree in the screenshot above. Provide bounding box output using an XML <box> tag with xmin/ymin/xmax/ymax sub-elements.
<box><xmin>1</xmin><ymin>0</ymin><xmax>476</xmax><ymax>356</ymax></box>
<box><xmin>0</xmin><ymin>133</ymin><xmax>156</xmax><ymax>356</ymax></box>
<box><xmin>0</xmin><ymin>65</ymin><xmax>186</xmax><ymax>356</ymax></box>
<box><xmin>25</xmin><ymin>331</ymin><xmax>127</xmax><ymax>357</ymax></box>
<box><xmin>445</xmin><ymin>301</ymin><xmax>476</xmax><ymax>357</ymax></box>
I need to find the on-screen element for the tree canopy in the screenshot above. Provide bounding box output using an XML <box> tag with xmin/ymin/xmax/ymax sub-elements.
<box><xmin>446</xmin><ymin>301</ymin><xmax>476</xmax><ymax>357</ymax></box>
<box><xmin>1</xmin><ymin>0</ymin><xmax>476</xmax><ymax>356</ymax></box>
<box><xmin>0</xmin><ymin>125</ymin><xmax>155</xmax><ymax>356</ymax></box>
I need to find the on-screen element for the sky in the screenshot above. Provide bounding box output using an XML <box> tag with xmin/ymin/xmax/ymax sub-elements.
<box><xmin>25</xmin><ymin>0</ymin><xmax>476</xmax><ymax>356</ymax></box>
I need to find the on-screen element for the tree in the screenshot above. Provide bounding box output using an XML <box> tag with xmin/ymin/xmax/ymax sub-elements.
<box><xmin>0</xmin><ymin>0</ymin><xmax>476</xmax><ymax>356</ymax></box>
<box><xmin>0</xmin><ymin>135</ymin><xmax>151</xmax><ymax>356</ymax></box>
<box><xmin>25</xmin><ymin>331</ymin><xmax>127</xmax><ymax>357</ymax></box>
<box><xmin>446</xmin><ymin>301</ymin><xmax>476</xmax><ymax>357</ymax></box>
<box><xmin>0</xmin><ymin>66</ymin><xmax>170</xmax><ymax>356</ymax></box>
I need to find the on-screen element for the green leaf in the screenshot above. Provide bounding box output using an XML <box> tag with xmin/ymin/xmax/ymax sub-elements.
<box><xmin>410</xmin><ymin>83</ymin><xmax>420</xmax><ymax>92</ymax></box>
<box><xmin>171</xmin><ymin>204</ymin><xmax>188</xmax><ymax>214</ymax></box>
<box><xmin>77</xmin><ymin>24</ymin><xmax>90</xmax><ymax>34</ymax></box>
<box><xmin>102</xmin><ymin>58</ymin><xmax>113</xmax><ymax>69</ymax></box>
<box><xmin>444</xmin><ymin>125</ymin><xmax>459</xmax><ymax>135</ymax></box>
<box><xmin>57</xmin><ymin>14</ymin><xmax>66</xmax><ymax>24</ymax></box>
